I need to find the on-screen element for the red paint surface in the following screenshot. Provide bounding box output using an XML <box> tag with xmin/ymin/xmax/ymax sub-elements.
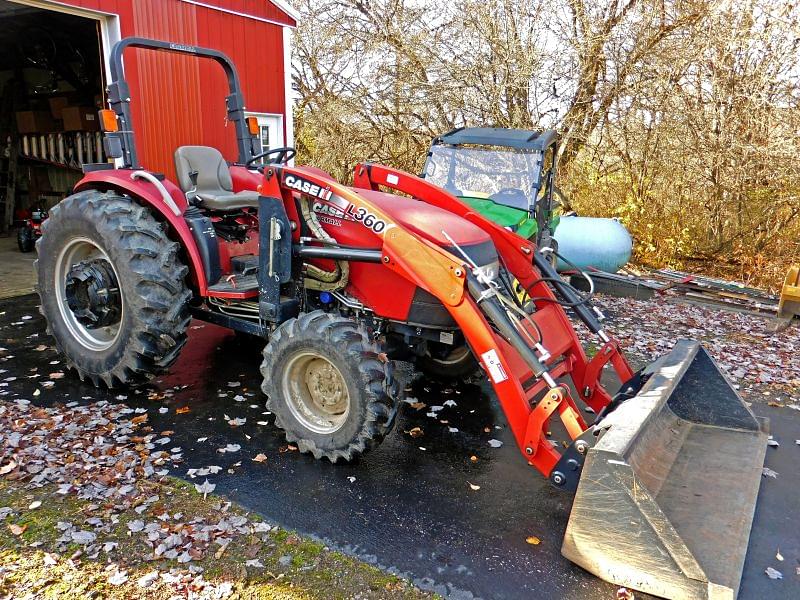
<box><xmin>60</xmin><ymin>0</ymin><xmax>294</xmax><ymax>180</ymax></box>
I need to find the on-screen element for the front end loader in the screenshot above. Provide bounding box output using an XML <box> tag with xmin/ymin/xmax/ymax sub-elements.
<box><xmin>35</xmin><ymin>37</ymin><xmax>768</xmax><ymax>600</ymax></box>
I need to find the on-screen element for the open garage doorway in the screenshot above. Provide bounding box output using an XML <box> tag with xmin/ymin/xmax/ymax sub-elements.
<box><xmin>0</xmin><ymin>0</ymin><xmax>114</xmax><ymax>294</ymax></box>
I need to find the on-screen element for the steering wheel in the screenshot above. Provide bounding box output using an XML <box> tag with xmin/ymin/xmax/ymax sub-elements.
<box><xmin>246</xmin><ymin>146</ymin><xmax>296</xmax><ymax>169</ymax></box>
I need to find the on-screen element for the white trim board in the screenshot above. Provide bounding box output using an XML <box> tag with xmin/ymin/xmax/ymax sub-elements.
<box><xmin>268</xmin><ymin>0</ymin><xmax>300</xmax><ymax>22</ymax></box>
<box><xmin>179</xmin><ymin>0</ymin><xmax>297</xmax><ymax>28</ymax></box>
<box><xmin>282</xmin><ymin>25</ymin><xmax>294</xmax><ymax>157</ymax></box>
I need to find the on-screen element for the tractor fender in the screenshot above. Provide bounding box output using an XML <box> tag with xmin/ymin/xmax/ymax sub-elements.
<box><xmin>74</xmin><ymin>170</ymin><xmax>209</xmax><ymax>293</ymax></box>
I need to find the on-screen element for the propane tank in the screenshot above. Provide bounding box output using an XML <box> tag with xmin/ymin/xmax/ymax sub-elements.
<box><xmin>554</xmin><ymin>216</ymin><xmax>633</xmax><ymax>273</ymax></box>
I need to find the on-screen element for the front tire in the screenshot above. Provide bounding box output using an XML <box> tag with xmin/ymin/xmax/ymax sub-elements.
<box><xmin>261</xmin><ymin>311</ymin><xmax>400</xmax><ymax>462</ymax></box>
<box><xmin>36</xmin><ymin>190</ymin><xmax>191</xmax><ymax>387</ymax></box>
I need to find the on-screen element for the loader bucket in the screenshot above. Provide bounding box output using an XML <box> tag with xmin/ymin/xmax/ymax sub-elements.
<box><xmin>562</xmin><ymin>340</ymin><xmax>768</xmax><ymax>600</ymax></box>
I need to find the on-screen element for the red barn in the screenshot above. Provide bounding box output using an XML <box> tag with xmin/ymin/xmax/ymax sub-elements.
<box><xmin>0</xmin><ymin>0</ymin><xmax>297</xmax><ymax>231</ymax></box>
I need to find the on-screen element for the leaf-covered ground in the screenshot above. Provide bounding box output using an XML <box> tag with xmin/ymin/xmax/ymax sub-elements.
<box><xmin>591</xmin><ymin>293</ymin><xmax>799</xmax><ymax>404</ymax></box>
<box><xmin>0</xmin><ymin>399</ymin><xmax>432</xmax><ymax>599</ymax></box>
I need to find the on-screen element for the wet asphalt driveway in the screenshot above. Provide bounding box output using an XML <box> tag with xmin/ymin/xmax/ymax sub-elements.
<box><xmin>1</xmin><ymin>293</ymin><xmax>797</xmax><ymax>599</ymax></box>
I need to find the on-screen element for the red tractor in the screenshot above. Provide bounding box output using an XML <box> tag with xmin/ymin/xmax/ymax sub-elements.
<box><xmin>16</xmin><ymin>206</ymin><xmax>48</xmax><ymax>252</ymax></box>
<box><xmin>36</xmin><ymin>38</ymin><xmax>768</xmax><ymax>600</ymax></box>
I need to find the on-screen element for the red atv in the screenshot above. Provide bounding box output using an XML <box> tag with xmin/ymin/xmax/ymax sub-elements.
<box><xmin>16</xmin><ymin>206</ymin><xmax>48</xmax><ymax>252</ymax></box>
<box><xmin>35</xmin><ymin>38</ymin><xmax>768</xmax><ymax>599</ymax></box>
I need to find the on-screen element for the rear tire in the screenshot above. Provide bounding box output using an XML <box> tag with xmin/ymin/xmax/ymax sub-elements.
<box><xmin>17</xmin><ymin>226</ymin><xmax>35</xmax><ymax>252</ymax></box>
<box><xmin>261</xmin><ymin>311</ymin><xmax>399</xmax><ymax>462</ymax></box>
<box><xmin>36</xmin><ymin>190</ymin><xmax>192</xmax><ymax>387</ymax></box>
<box><xmin>417</xmin><ymin>343</ymin><xmax>480</xmax><ymax>381</ymax></box>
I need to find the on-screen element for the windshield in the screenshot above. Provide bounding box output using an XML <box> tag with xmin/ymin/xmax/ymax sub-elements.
<box><xmin>423</xmin><ymin>145</ymin><xmax>543</xmax><ymax>211</ymax></box>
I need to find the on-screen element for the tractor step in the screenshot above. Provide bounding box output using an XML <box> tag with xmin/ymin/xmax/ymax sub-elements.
<box><xmin>207</xmin><ymin>274</ymin><xmax>259</xmax><ymax>299</ymax></box>
<box><xmin>230</xmin><ymin>254</ymin><xmax>259</xmax><ymax>276</ymax></box>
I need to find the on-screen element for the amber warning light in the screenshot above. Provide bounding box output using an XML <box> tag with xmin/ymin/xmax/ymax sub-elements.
<box><xmin>246</xmin><ymin>116</ymin><xmax>259</xmax><ymax>136</ymax></box>
<box><xmin>99</xmin><ymin>110</ymin><xmax>119</xmax><ymax>132</ymax></box>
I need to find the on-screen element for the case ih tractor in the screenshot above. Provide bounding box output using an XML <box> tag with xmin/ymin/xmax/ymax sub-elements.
<box><xmin>36</xmin><ymin>38</ymin><xmax>769</xmax><ymax>600</ymax></box>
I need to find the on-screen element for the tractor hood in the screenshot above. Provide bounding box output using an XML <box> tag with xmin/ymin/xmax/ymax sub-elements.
<box><xmin>354</xmin><ymin>189</ymin><xmax>497</xmax><ymax>266</ymax></box>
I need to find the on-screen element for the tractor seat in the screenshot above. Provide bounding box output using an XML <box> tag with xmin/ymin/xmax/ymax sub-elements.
<box><xmin>174</xmin><ymin>145</ymin><xmax>259</xmax><ymax>211</ymax></box>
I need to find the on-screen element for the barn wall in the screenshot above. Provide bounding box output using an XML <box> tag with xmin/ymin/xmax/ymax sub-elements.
<box><xmin>60</xmin><ymin>0</ymin><xmax>293</xmax><ymax>179</ymax></box>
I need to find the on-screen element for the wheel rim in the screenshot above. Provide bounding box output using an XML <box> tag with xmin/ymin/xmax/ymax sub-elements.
<box><xmin>282</xmin><ymin>350</ymin><xmax>350</xmax><ymax>434</ymax></box>
<box><xmin>54</xmin><ymin>237</ymin><xmax>124</xmax><ymax>352</ymax></box>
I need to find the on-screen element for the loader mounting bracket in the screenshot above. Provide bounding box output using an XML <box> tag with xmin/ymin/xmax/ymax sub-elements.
<box><xmin>548</xmin><ymin>429</ymin><xmax>595</xmax><ymax>491</ymax></box>
<box><xmin>258</xmin><ymin>196</ymin><xmax>297</xmax><ymax>323</ymax></box>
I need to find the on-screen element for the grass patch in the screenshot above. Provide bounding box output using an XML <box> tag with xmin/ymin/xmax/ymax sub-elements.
<box><xmin>0</xmin><ymin>479</ymin><xmax>434</xmax><ymax>599</ymax></box>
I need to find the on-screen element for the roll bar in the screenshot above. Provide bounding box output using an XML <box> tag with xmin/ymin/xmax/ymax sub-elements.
<box><xmin>106</xmin><ymin>37</ymin><xmax>255</xmax><ymax>169</ymax></box>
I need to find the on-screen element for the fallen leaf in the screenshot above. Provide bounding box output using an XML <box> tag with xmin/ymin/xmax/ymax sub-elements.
<box><xmin>8</xmin><ymin>523</ymin><xmax>27</xmax><ymax>536</ymax></box>
<box><xmin>762</xmin><ymin>467</ymin><xmax>779</xmax><ymax>478</ymax></box>
<box><xmin>48</xmin><ymin>372</ymin><xmax>65</xmax><ymax>379</ymax></box>
<box><xmin>617</xmin><ymin>588</ymin><xmax>635</xmax><ymax>600</ymax></box>
<box><xmin>108</xmin><ymin>570</ymin><xmax>129</xmax><ymax>586</ymax></box>
<box><xmin>138</xmin><ymin>571</ymin><xmax>159</xmax><ymax>588</ymax></box>
<box><xmin>127</xmin><ymin>519</ymin><xmax>145</xmax><ymax>532</ymax></box>
<box><xmin>525</xmin><ymin>536</ymin><xmax>541</xmax><ymax>545</ymax></box>
<box><xmin>468</xmin><ymin>482</ymin><xmax>480</xmax><ymax>491</ymax></box>
<box><xmin>406</xmin><ymin>427</ymin><xmax>424</xmax><ymax>438</ymax></box>
<box><xmin>131</xmin><ymin>414</ymin><xmax>148</xmax><ymax>425</ymax></box>
<box><xmin>765</xmin><ymin>566</ymin><xmax>783</xmax><ymax>580</ymax></box>
<box><xmin>245</xmin><ymin>558</ymin><xmax>265</xmax><ymax>568</ymax></box>
<box><xmin>195</xmin><ymin>479</ymin><xmax>216</xmax><ymax>499</ymax></box>
<box><xmin>28</xmin><ymin>501</ymin><xmax>41</xmax><ymax>510</ymax></box>
<box><xmin>252</xmin><ymin>453</ymin><xmax>268</xmax><ymax>463</ymax></box>
<box><xmin>488</xmin><ymin>439</ymin><xmax>503</xmax><ymax>448</ymax></box>
<box><xmin>176</xmin><ymin>406</ymin><xmax>191</xmax><ymax>414</ymax></box>
<box><xmin>409</xmin><ymin>402</ymin><xmax>426</xmax><ymax>410</ymax></box>
<box><xmin>470</xmin><ymin>455</ymin><xmax>478</xmax><ymax>463</ymax></box>
<box><xmin>0</xmin><ymin>460</ymin><xmax>17</xmax><ymax>475</ymax></box>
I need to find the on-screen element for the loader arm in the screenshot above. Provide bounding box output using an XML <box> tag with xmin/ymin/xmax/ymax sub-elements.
<box><xmin>352</xmin><ymin>163</ymin><xmax>635</xmax><ymax>408</ymax></box>
<box><xmin>260</xmin><ymin>164</ymin><xmax>630</xmax><ymax>479</ymax></box>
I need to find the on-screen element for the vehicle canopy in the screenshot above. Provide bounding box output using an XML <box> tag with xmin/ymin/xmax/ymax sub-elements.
<box><xmin>421</xmin><ymin>127</ymin><xmax>558</xmax><ymax>242</ymax></box>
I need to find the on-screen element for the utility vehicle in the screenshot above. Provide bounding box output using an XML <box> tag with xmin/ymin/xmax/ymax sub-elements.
<box><xmin>422</xmin><ymin>127</ymin><xmax>632</xmax><ymax>273</ymax></box>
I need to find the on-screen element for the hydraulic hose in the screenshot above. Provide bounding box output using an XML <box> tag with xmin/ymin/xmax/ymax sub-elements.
<box><xmin>466</xmin><ymin>272</ymin><xmax>549</xmax><ymax>380</ymax></box>
<box><xmin>297</xmin><ymin>196</ymin><xmax>349</xmax><ymax>291</ymax></box>
<box><xmin>531</xmin><ymin>249</ymin><xmax>603</xmax><ymax>334</ymax></box>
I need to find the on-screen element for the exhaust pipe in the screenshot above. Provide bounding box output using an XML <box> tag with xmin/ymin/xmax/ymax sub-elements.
<box><xmin>562</xmin><ymin>340</ymin><xmax>768</xmax><ymax>600</ymax></box>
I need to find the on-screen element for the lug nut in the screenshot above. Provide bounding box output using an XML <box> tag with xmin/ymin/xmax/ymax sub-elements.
<box><xmin>552</xmin><ymin>472</ymin><xmax>565</xmax><ymax>485</ymax></box>
<box><xmin>525</xmin><ymin>447</ymin><xmax>533</xmax><ymax>455</ymax></box>
<box><xmin>382</xmin><ymin>256</ymin><xmax>390</xmax><ymax>263</ymax></box>
<box><xmin>454</xmin><ymin>268</ymin><xmax>463</xmax><ymax>277</ymax></box>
